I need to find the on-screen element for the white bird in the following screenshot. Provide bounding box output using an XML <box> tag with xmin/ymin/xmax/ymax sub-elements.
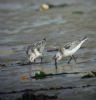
<box><xmin>53</xmin><ymin>37</ymin><xmax>88</xmax><ymax>68</ymax></box>
<box><xmin>26</xmin><ymin>38</ymin><xmax>46</xmax><ymax>63</ymax></box>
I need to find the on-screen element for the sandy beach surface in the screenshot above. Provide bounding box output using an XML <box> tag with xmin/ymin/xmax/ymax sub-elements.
<box><xmin>0</xmin><ymin>0</ymin><xmax>96</xmax><ymax>100</ymax></box>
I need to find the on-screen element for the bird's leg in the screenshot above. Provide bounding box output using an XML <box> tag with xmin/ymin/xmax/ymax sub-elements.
<box><xmin>34</xmin><ymin>59</ymin><xmax>36</xmax><ymax>63</ymax></box>
<box><xmin>28</xmin><ymin>61</ymin><xmax>32</xmax><ymax>65</ymax></box>
<box><xmin>40</xmin><ymin>57</ymin><xmax>43</xmax><ymax>64</ymax></box>
<box><xmin>28</xmin><ymin>58</ymin><xmax>32</xmax><ymax>64</ymax></box>
<box><xmin>29</xmin><ymin>56</ymin><xmax>33</xmax><ymax>64</ymax></box>
<box><xmin>72</xmin><ymin>55</ymin><xmax>77</xmax><ymax>63</ymax></box>
<box><xmin>55</xmin><ymin>58</ymin><xmax>58</xmax><ymax>72</ymax></box>
<box><xmin>67</xmin><ymin>56</ymin><xmax>72</xmax><ymax>64</ymax></box>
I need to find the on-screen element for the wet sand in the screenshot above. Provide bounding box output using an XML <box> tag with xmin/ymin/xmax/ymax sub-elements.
<box><xmin>0</xmin><ymin>0</ymin><xmax>96</xmax><ymax>100</ymax></box>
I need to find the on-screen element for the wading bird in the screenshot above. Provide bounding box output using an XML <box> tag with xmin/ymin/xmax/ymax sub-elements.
<box><xmin>26</xmin><ymin>38</ymin><xmax>46</xmax><ymax>64</ymax></box>
<box><xmin>53</xmin><ymin>37</ymin><xmax>88</xmax><ymax>68</ymax></box>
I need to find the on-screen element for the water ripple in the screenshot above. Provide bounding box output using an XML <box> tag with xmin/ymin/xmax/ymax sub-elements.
<box><xmin>0</xmin><ymin>3</ymin><xmax>23</xmax><ymax>10</ymax></box>
<box><xmin>32</xmin><ymin>17</ymin><xmax>66</xmax><ymax>27</ymax></box>
<box><xmin>0</xmin><ymin>17</ymin><xmax>66</xmax><ymax>34</ymax></box>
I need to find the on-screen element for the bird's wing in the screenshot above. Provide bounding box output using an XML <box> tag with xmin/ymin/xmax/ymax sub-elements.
<box><xmin>35</xmin><ymin>39</ymin><xmax>46</xmax><ymax>52</ymax></box>
<box><xmin>59</xmin><ymin>47</ymin><xmax>64</xmax><ymax>55</ymax></box>
<box><xmin>26</xmin><ymin>48</ymin><xmax>32</xmax><ymax>55</ymax></box>
<box><xmin>64</xmin><ymin>42</ymin><xmax>72</xmax><ymax>49</ymax></box>
<box><xmin>26</xmin><ymin>45</ymin><xmax>34</xmax><ymax>55</ymax></box>
<box><xmin>27</xmin><ymin>39</ymin><xmax>46</xmax><ymax>55</ymax></box>
<box><xmin>64</xmin><ymin>40</ymin><xmax>80</xmax><ymax>50</ymax></box>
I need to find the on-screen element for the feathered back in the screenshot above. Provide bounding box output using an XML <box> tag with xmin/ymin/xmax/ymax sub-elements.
<box><xmin>63</xmin><ymin>36</ymin><xmax>88</xmax><ymax>50</ymax></box>
<box><xmin>63</xmin><ymin>40</ymin><xmax>80</xmax><ymax>50</ymax></box>
<box><xmin>34</xmin><ymin>38</ymin><xmax>46</xmax><ymax>53</ymax></box>
<box><xmin>26</xmin><ymin>38</ymin><xmax>46</xmax><ymax>55</ymax></box>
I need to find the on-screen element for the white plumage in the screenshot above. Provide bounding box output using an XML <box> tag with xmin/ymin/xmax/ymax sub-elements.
<box><xmin>53</xmin><ymin>37</ymin><xmax>88</xmax><ymax>67</ymax></box>
<box><xmin>26</xmin><ymin>38</ymin><xmax>46</xmax><ymax>63</ymax></box>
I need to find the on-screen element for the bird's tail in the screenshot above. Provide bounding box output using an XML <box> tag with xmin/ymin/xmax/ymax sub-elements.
<box><xmin>81</xmin><ymin>36</ymin><xmax>88</xmax><ymax>44</ymax></box>
<box><xmin>81</xmin><ymin>36</ymin><xmax>88</xmax><ymax>41</ymax></box>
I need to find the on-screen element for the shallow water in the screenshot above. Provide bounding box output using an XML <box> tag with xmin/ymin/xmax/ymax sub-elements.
<box><xmin>0</xmin><ymin>0</ymin><xmax>96</xmax><ymax>99</ymax></box>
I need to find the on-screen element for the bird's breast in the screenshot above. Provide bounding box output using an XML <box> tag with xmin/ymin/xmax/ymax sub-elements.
<box><xmin>34</xmin><ymin>49</ymin><xmax>42</xmax><ymax>57</ymax></box>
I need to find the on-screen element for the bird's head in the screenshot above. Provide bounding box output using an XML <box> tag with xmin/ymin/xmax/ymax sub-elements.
<box><xmin>53</xmin><ymin>52</ymin><xmax>62</xmax><ymax>61</ymax></box>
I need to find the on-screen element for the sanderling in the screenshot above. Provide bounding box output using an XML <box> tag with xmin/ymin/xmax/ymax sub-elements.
<box><xmin>53</xmin><ymin>36</ymin><xmax>88</xmax><ymax>68</ymax></box>
<box><xmin>26</xmin><ymin>38</ymin><xmax>46</xmax><ymax>63</ymax></box>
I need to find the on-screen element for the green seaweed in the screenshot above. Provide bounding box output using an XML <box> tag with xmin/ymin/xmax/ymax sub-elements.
<box><xmin>35</xmin><ymin>71</ymin><xmax>46</xmax><ymax>79</ymax></box>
